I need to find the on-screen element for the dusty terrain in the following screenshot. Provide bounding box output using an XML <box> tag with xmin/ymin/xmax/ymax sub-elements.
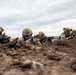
<box><xmin>0</xmin><ymin>38</ymin><xmax>76</xmax><ymax>75</ymax></box>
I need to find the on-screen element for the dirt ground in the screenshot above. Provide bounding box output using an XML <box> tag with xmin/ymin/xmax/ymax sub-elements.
<box><xmin>0</xmin><ymin>38</ymin><xmax>76</xmax><ymax>75</ymax></box>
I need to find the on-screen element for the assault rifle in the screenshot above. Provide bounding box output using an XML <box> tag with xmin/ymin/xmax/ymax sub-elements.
<box><xmin>0</xmin><ymin>34</ymin><xmax>11</xmax><ymax>44</ymax></box>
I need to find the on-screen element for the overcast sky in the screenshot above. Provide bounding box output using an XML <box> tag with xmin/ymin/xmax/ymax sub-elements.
<box><xmin>0</xmin><ymin>0</ymin><xmax>76</xmax><ymax>37</ymax></box>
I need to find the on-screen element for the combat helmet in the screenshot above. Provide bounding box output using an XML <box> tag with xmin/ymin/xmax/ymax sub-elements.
<box><xmin>38</xmin><ymin>31</ymin><xmax>45</xmax><ymax>36</ymax></box>
<box><xmin>63</xmin><ymin>28</ymin><xmax>71</xmax><ymax>33</ymax></box>
<box><xmin>0</xmin><ymin>26</ymin><xmax>4</xmax><ymax>33</ymax></box>
<box><xmin>22</xmin><ymin>28</ymin><xmax>33</xmax><ymax>36</ymax></box>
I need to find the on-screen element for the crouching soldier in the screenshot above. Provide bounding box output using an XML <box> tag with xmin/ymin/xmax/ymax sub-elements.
<box><xmin>34</xmin><ymin>31</ymin><xmax>48</xmax><ymax>44</ymax></box>
<box><xmin>0</xmin><ymin>26</ymin><xmax>11</xmax><ymax>44</ymax></box>
<box><xmin>60</xmin><ymin>28</ymin><xmax>71</xmax><ymax>39</ymax></box>
<box><xmin>30</xmin><ymin>31</ymin><xmax>47</xmax><ymax>46</ymax></box>
<box><xmin>18</xmin><ymin>28</ymin><xmax>33</xmax><ymax>46</ymax></box>
<box><xmin>38</xmin><ymin>31</ymin><xmax>48</xmax><ymax>43</ymax></box>
<box><xmin>32</xmin><ymin>31</ymin><xmax>54</xmax><ymax>44</ymax></box>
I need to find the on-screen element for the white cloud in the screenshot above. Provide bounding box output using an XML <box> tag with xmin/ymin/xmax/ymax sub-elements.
<box><xmin>0</xmin><ymin>7</ymin><xmax>21</xmax><ymax>18</ymax></box>
<box><xmin>0</xmin><ymin>0</ymin><xmax>76</xmax><ymax>37</ymax></box>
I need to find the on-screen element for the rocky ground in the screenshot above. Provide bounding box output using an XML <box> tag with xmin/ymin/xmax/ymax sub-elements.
<box><xmin>0</xmin><ymin>38</ymin><xmax>76</xmax><ymax>75</ymax></box>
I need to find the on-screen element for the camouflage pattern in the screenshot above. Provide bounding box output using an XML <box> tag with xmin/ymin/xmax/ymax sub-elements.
<box><xmin>60</xmin><ymin>28</ymin><xmax>71</xmax><ymax>39</ymax></box>
<box><xmin>33</xmin><ymin>31</ymin><xmax>54</xmax><ymax>44</ymax></box>
<box><xmin>22</xmin><ymin>28</ymin><xmax>33</xmax><ymax>36</ymax></box>
<box><xmin>17</xmin><ymin>28</ymin><xmax>33</xmax><ymax>46</ymax></box>
<box><xmin>18</xmin><ymin>36</ymin><xmax>31</xmax><ymax>45</ymax></box>
<box><xmin>38</xmin><ymin>31</ymin><xmax>45</xmax><ymax>36</ymax></box>
<box><xmin>33</xmin><ymin>31</ymin><xmax>48</xmax><ymax>44</ymax></box>
<box><xmin>19</xmin><ymin>37</ymin><xmax>24</xmax><ymax>41</ymax></box>
<box><xmin>9</xmin><ymin>38</ymin><xmax>16</xmax><ymax>42</ymax></box>
<box><xmin>0</xmin><ymin>26</ymin><xmax>4</xmax><ymax>33</ymax></box>
<box><xmin>60</xmin><ymin>28</ymin><xmax>76</xmax><ymax>39</ymax></box>
<box><xmin>9</xmin><ymin>37</ymin><xmax>19</xmax><ymax>42</ymax></box>
<box><xmin>70</xmin><ymin>30</ymin><xmax>76</xmax><ymax>38</ymax></box>
<box><xmin>32</xmin><ymin>38</ymin><xmax>41</xmax><ymax>45</ymax></box>
<box><xmin>0</xmin><ymin>27</ymin><xmax>75</xmax><ymax>45</ymax></box>
<box><xmin>39</xmin><ymin>36</ymin><xmax>48</xmax><ymax>43</ymax></box>
<box><xmin>63</xmin><ymin>28</ymin><xmax>71</xmax><ymax>33</ymax></box>
<box><xmin>0</xmin><ymin>27</ymin><xmax>11</xmax><ymax>44</ymax></box>
<box><xmin>60</xmin><ymin>32</ymin><xmax>66</xmax><ymax>39</ymax></box>
<box><xmin>20</xmin><ymin>28</ymin><xmax>33</xmax><ymax>41</ymax></box>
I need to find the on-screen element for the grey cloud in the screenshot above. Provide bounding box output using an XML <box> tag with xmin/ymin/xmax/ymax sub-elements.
<box><xmin>0</xmin><ymin>14</ymin><xmax>40</xmax><ymax>26</ymax></box>
<box><xmin>0</xmin><ymin>16</ymin><xmax>20</xmax><ymax>25</ymax></box>
<box><xmin>41</xmin><ymin>0</ymin><xmax>76</xmax><ymax>17</ymax></box>
<box><xmin>0</xmin><ymin>0</ymin><xmax>76</xmax><ymax>37</ymax></box>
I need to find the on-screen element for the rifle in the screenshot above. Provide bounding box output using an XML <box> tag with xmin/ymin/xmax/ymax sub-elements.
<box><xmin>0</xmin><ymin>35</ymin><xmax>11</xmax><ymax>44</ymax></box>
<box><xmin>47</xmin><ymin>36</ymin><xmax>54</xmax><ymax>43</ymax></box>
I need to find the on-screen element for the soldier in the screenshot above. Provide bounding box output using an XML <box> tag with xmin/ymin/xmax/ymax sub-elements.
<box><xmin>36</xmin><ymin>31</ymin><xmax>48</xmax><ymax>44</ymax></box>
<box><xmin>60</xmin><ymin>28</ymin><xmax>71</xmax><ymax>39</ymax></box>
<box><xmin>22</xmin><ymin>28</ymin><xmax>33</xmax><ymax>41</ymax></box>
<box><xmin>18</xmin><ymin>28</ymin><xmax>33</xmax><ymax>46</ymax></box>
<box><xmin>0</xmin><ymin>26</ymin><xmax>4</xmax><ymax>43</ymax></box>
<box><xmin>31</xmin><ymin>31</ymin><xmax>47</xmax><ymax>45</ymax></box>
<box><xmin>0</xmin><ymin>26</ymin><xmax>11</xmax><ymax>44</ymax></box>
<box><xmin>0</xmin><ymin>26</ymin><xmax>4</xmax><ymax>35</ymax></box>
<box><xmin>33</xmin><ymin>31</ymin><xmax>54</xmax><ymax>44</ymax></box>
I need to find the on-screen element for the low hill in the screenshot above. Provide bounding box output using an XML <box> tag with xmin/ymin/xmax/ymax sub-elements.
<box><xmin>0</xmin><ymin>38</ymin><xmax>76</xmax><ymax>75</ymax></box>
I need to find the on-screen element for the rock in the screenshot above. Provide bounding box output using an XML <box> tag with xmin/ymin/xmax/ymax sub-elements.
<box><xmin>47</xmin><ymin>53</ymin><xmax>61</xmax><ymax>60</ymax></box>
<box><xmin>19</xmin><ymin>60</ymin><xmax>44</xmax><ymax>75</ymax></box>
<box><xmin>19</xmin><ymin>60</ymin><xmax>32</xmax><ymax>69</ymax></box>
<box><xmin>32</xmin><ymin>61</ymin><xmax>44</xmax><ymax>75</ymax></box>
<box><xmin>32</xmin><ymin>61</ymin><xmax>43</xmax><ymax>70</ymax></box>
<box><xmin>70</xmin><ymin>59</ymin><xmax>76</xmax><ymax>71</ymax></box>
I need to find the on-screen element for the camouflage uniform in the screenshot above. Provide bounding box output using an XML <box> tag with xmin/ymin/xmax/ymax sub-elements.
<box><xmin>60</xmin><ymin>28</ymin><xmax>71</xmax><ymax>39</ymax></box>
<box><xmin>18</xmin><ymin>28</ymin><xmax>33</xmax><ymax>45</ymax></box>
<box><xmin>0</xmin><ymin>26</ymin><xmax>4</xmax><ymax>34</ymax></box>
<box><xmin>33</xmin><ymin>31</ymin><xmax>55</xmax><ymax>44</ymax></box>
<box><xmin>38</xmin><ymin>31</ymin><xmax>48</xmax><ymax>43</ymax></box>
<box><xmin>0</xmin><ymin>26</ymin><xmax>11</xmax><ymax>44</ymax></box>
<box><xmin>33</xmin><ymin>31</ymin><xmax>48</xmax><ymax>44</ymax></box>
<box><xmin>0</xmin><ymin>27</ymin><xmax>4</xmax><ymax>43</ymax></box>
<box><xmin>31</xmin><ymin>37</ymin><xmax>41</xmax><ymax>46</ymax></box>
<box><xmin>38</xmin><ymin>31</ymin><xmax>45</xmax><ymax>37</ymax></box>
<box><xmin>69</xmin><ymin>30</ymin><xmax>76</xmax><ymax>38</ymax></box>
